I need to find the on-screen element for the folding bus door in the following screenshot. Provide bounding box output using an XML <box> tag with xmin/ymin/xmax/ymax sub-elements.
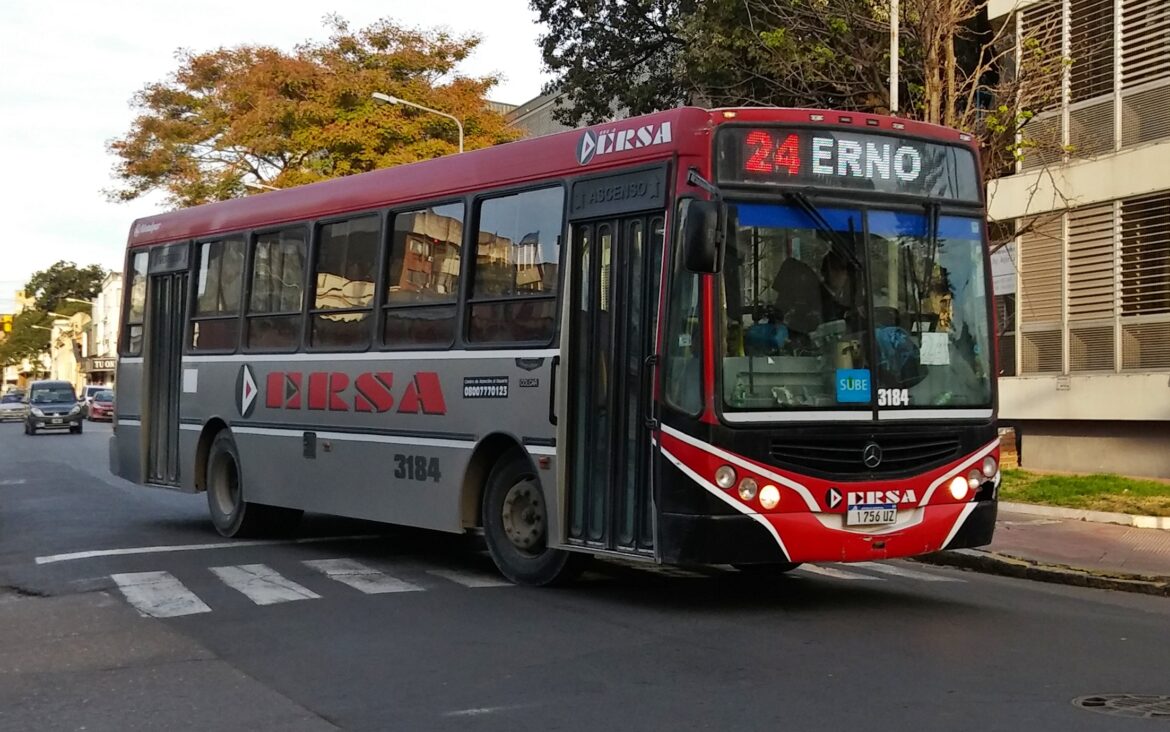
<box><xmin>143</xmin><ymin>243</ymin><xmax>189</xmax><ymax>486</ymax></box>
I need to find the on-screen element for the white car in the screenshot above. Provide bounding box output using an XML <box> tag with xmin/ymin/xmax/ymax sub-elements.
<box><xmin>0</xmin><ymin>393</ymin><xmax>29</xmax><ymax>421</ymax></box>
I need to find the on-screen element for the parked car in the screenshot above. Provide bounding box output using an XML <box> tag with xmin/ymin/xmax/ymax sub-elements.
<box><xmin>24</xmin><ymin>380</ymin><xmax>84</xmax><ymax>435</ymax></box>
<box><xmin>80</xmin><ymin>384</ymin><xmax>106</xmax><ymax>416</ymax></box>
<box><xmin>87</xmin><ymin>390</ymin><xmax>115</xmax><ymax>421</ymax></box>
<box><xmin>0</xmin><ymin>393</ymin><xmax>29</xmax><ymax>422</ymax></box>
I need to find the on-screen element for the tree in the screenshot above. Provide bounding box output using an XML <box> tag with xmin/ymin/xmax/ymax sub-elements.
<box><xmin>0</xmin><ymin>310</ymin><xmax>51</xmax><ymax>369</ymax></box>
<box><xmin>107</xmin><ymin>16</ymin><xmax>520</xmax><ymax>208</ymax></box>
<box><xmin>531</xmin><ymin>0</ymin><xmax>696</xmax><ymax>125</ymax></box>
<box><xmin>23</xmin><ymin>261</ymin><xmax>107</xmax><ymax>314</ymax></box>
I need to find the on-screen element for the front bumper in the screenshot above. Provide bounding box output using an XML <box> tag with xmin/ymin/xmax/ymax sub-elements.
<box><xmin>29</xmin><ymin>413</ymin><xmax>84</xmax><ymax>429</ymax></box>
<box><xmin>0</xmin><ymin>411</ymin><xmax>29</xmax><ymax>421</ymax></box>
<box><xmin>659</xmin><ymin>500</ymin><xmax>998</xmax><ymax>565</ymax></box>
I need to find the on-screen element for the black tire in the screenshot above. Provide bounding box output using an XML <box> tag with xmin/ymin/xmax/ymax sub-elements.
<box><xmin>26</xmin><ymin>422</ymin><xmax>35</xmax><ymax>436</ymax></box>
<box><xmin>733</xmin><ymin>562</ymin><xmax>803</xmax><ymax>577</ymax></box>
<box><xmin>482</xmin><ymin>448</ymin><xmax>587</xmax><ymax>586</ymax></box>
<box><xmin>71</xmin><ymin>423</ymin><xmax>83</xmax><ymax>434</ymax></box>
<box><xmin>205</xmin><ymin>431</ymin><xmax>302</xmax><ymax>538</ymax></box>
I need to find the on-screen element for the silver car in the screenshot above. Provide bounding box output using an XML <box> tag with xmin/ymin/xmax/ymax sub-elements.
<box><xmin>0</xmin><ymin>393</ymin><xmax>29</xmax><ymax>421</ymax></box>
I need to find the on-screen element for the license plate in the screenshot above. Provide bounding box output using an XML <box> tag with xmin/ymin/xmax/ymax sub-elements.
<box><xmin>846</xmin><ymin>503</ymin><xmax>897</xmax><ymax>526</ymax></box>
<box><xmin>51</xmin><ymin>418</ymin><xmax>63</xmax><ymax>424</ymax></box>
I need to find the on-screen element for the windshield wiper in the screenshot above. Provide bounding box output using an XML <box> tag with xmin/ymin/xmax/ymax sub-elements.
<box><xmin>783</xmin><ymin>191</ymin><xmax>863</xmax><ymax>271</ymax></box>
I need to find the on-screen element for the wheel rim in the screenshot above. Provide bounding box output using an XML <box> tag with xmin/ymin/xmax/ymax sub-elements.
<box><xmin>501</xmin><ymin>478</ymin><xmax>545</xmax><ymax>554</ymax></box>
<box><xmin>210</xmin><ymin>451</ymin><xmax>241</xmax><ymax>519</ymax></box>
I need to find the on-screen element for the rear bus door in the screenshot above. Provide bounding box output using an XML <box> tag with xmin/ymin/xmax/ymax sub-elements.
<box><xmin>143</xmin><ymin>243</ymin><xmax>189</xmax><ymax>486</ymax></box>
<box><xmin>562</xmin><ymin>165</ymin><xmax>668</xmax><ymax>555</ymax></box>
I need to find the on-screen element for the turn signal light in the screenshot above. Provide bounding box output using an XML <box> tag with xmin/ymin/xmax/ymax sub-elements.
<box><xmin>715</xmin><ymin>465</ymin><xmax>737</xmax><ymax>489</ymax></box>
<box><xmin>981</xmin><ymin>456</ymin><xmax>998</xmax><ymax>478</ymax></box>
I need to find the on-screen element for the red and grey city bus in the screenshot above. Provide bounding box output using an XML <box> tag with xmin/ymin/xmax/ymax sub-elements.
<box><xmin>110</xmin><ymin>106</ymin><xmax>1000</xmax><ymax>585</ymax></box>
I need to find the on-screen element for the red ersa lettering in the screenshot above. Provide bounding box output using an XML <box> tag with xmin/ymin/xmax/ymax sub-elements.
<box><xmin>264</xmin><ymin>371</ymin><xmax>447</xmax><ymax>415</ymax></box>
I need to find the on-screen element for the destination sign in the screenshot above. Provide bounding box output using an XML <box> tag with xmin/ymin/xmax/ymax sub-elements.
<box><xmin>715</xmin><ymin>127</ymin><xmax>980</xmax><ymax>202</ymax></box>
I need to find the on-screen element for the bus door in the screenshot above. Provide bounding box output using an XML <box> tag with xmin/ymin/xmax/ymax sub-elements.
<box><xmin>143</xmin><ymin>243</ymin><xmax>189</xmax><ymax>486</ymax></box>
<box><xmin>563</xmin><ymin>165</ymin><xmax>668</xmax><ymax>555</ymax></box>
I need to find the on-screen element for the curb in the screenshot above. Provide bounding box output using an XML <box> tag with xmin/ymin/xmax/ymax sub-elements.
<box><xmin>1000</xmin><ymin>501</ymin><xmax>1170</xmax><ymax>530</ymax></box>
<box><xmin>912</xmin><ymin>549</ymin><xmax>1170</xmax><ymax>597</ymax></box>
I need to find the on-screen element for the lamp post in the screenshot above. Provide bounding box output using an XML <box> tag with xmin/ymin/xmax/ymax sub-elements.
<box><xmin>372</xmin><ymin>92</ymin><xmax>464</xmax><ymax>154</ymax></box>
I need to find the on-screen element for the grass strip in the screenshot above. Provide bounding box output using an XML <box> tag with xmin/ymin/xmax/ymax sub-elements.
<box><xmin>1000</xmin><ymin>469</ymin><xmax>1170</xmax><ymax>517</ymax></box>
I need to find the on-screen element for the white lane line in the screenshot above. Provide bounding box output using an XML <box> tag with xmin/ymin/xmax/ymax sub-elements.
<box><xmin>850</xmin><ymin>562</ymin><xmax>963</xmax><ymax>583</ymax></box>
<box><xmin>304</xmin><ymin>559</ymin><xmax>422</xmax><ymax>594</ymax></box>
<box><xmin>210</xmin><ymin>564</ymin><xmax>321</xmax><ymax>605</ymax></box>
<box><xmin>111</xmin><ymin>571</ymin><xmax>212</xmax><ymax>618</ymax></box>
<box><xmin>35</xmin><ymin>534</ymin><xmax>383</xmax><ymax>565</ymax></box>
<box><xmin>0</xmin><ymin>479</ymin><xmax>28</xmax><ymax>486</ymax></box>
<box><xmin>798</xmin><ymin>564</ymin><xmax>882</xmax><ymax>581</ymax></box>
<box><xmin>426</xmin><ymin>568</ymin><xmax>512</xmax><ymax>588</ymax></box>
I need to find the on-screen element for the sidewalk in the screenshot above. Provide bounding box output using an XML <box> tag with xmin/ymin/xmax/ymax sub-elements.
<box><xmin>916</xmin><ymin>505</ymin><xmax>1170</xmax><ymax>596</ymax></box>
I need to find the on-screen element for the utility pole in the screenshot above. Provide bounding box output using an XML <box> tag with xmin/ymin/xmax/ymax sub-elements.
<box><xmin>890</xmin><ymin>0</ymin><xmax>900</xmax><ymax>114</ymax></box>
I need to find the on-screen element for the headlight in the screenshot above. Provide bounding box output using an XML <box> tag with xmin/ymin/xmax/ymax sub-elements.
<box><xmin>31</xmin><ymin>407</ymin><xmax>45</xmax><ymax>417</ymax></box>
<box><xmin>759</xmin><ymin>484</ymin><xmax>781</xmax><ymax>509</ymax></box>
<box><xmin>738</xmin><ymin>478</ymin><xmax>758</xmax><ymax>501</ymax></box>
<box><xmin>981</xmin><ymin>456</ymin><xmax>998</xmax><ymax>478</ymax></box>
<box><xmin>714</xmin><ymin>465</ymin><xmax>737</xmax><ymax>489</ymax></box>
<box><xmin>948</xmin><ymin>476</ymin><xmax>969</xmax><ymax>500</ymax></box>
<box><xmin>966</xmin><ymin>469</ymin><xmax>983</xmax><ymax>491</ymax></box>
<box><xmin>69</xmin><ymin>404</ymin><xmax>81</xmax><ymax>415</ymax></box>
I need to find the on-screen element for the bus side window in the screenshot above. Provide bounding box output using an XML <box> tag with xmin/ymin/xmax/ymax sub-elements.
<box><xmin>383</xmin><ymin>202</ymin><xmax>463</xmax><ymax>349</ymax></box>
<box><xmin>122</xmin><ymin>251</ymin><xmax>148</xmax><ymax>356</ymax></box>
<box><xmin>664</xmin><ymin>203</ymin><xmax>703</xmax><ymax>415</ymax></box>
<box><xmin>468</xmin><ymin>186</ymin><xmax>564</xmax><ymax>344</ymax></box>
<box><xmin>190</xmin><ymin>238</ymin><xmax>245</xmax><ymax>352</ymax></box>
<box><xmin>246</xmin><ymin>227</ymin><xmax>306</xmax><ymax>352</ymax></box>
<box><xmin>310</xmin><ymin>216</ymin><xmax>380</xmax><ymax>350</ymax></box>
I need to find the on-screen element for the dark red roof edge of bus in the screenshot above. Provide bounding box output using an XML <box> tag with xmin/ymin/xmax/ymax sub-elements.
<box><xmin>126</xmin><ymin>106</ymin><xmax>975</xmax><ymax>249</ymax></box>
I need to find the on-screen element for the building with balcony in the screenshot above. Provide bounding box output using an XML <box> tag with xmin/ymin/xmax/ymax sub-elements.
<box><xmin>989</xmin><ymin>0</ymin><xmax>1170</xmax><ymax>477</ymax></box>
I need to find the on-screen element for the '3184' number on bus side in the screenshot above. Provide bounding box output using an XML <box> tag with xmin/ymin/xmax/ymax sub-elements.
<box><xmin>394</xmin><ymin>455</ymin><xmax>441</xmax><ymax>483</ymax></box>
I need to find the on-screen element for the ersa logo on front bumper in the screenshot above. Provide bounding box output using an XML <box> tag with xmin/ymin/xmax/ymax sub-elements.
<box><xmin>576</xmin><ymin>121</ymin><xmax>673</xmax><ymax>165</ymax></box>
<box><xmin>825</xmin><ymin>487</ymin><xmax>919</xmax><ymax>510</ymax></box>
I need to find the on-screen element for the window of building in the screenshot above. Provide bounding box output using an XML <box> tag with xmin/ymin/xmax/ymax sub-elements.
<box><xmin>246</xmin><ymin>228</ymin><xmax>306</xmax><ymax>351</ymax></box>
<box><xmin>468</xmin><ymin>187</ymin><xmax>564</xmax><ymax>344</ymax></box>
<box><xmin>311</xmin><ymin>216</ymin><xmax>380</xmax><ymax>349</ymax></box>
<box><xmin>383</xmin><ymin>203</ymin><xmax>463</xmax><ymax>348</ymax></box>
<box><xmin>122</xmin><ymin>251</ymin><xmax>148</xmax><ymax>355</ymax></box>
<box><xmin>190</xmin><ymin>237</ymin><xmax>245</xmax><ymax>351</ymax></box>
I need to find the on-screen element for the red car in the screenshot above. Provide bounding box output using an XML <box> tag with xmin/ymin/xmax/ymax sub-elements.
<box><xmin>88</xmin><ymin>390</ymin><xmax>115</xmax><ymax>421</ymax></box>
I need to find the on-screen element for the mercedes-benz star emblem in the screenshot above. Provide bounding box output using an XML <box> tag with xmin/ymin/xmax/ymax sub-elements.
<box><xmin>862</xmin><ymin>442</ymin><xmax>883</xmax><ymax>469</ymax></box>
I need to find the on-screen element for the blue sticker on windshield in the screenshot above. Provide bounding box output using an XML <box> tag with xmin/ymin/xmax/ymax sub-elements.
<box><xmin>836</xmin><ymin>369</ymin><xmax>871</xmax><ymax>403</ymax></box>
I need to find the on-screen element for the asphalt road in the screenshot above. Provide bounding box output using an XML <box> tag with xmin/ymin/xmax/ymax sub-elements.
<box><xmin>2</xmin><ymin>420</ymin><xmax>1169</xmax><ymax>731</ymax></box>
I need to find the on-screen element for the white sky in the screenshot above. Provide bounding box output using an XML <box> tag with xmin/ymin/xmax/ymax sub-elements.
<box><xmin>0</xmin><ymin>0</ymin><xmax>551</xmax><ymax>312</ymax></box>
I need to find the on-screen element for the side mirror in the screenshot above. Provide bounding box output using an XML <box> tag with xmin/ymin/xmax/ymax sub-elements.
<box><xmin>681</xmin><ymin>199</ymin><xmax>723</xmax><ymax>274</ymax></box>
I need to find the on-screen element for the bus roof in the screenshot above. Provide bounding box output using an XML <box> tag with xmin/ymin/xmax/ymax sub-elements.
<box><xmin>126</xmin><ymin>106</ymin><xmax>975</xmax><ymax>249</ymax></box>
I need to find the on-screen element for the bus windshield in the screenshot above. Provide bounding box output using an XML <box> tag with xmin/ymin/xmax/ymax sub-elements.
<box><xmin>720</xmin><ymin>202</ymin><xmax>992</xmax><ymax>413</ymax></box>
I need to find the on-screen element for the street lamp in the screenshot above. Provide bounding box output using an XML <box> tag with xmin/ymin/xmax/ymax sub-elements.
<box><xmin>372</xmin><ymin>92</ymin><xmax>464</xmax><ymax>154</ymax></box>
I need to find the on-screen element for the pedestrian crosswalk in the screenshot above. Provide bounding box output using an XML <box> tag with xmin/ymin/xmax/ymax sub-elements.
<box><xmin>108</xmin><ymin>558</ymin><xmax>965</xmax><ymax>618</ymax></box>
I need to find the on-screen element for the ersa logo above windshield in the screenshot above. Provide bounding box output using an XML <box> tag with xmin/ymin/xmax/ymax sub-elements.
<box><xmin>576</xmin><ymin>122</ymin><xmax>673</xmax><ymax>165</ymax></box>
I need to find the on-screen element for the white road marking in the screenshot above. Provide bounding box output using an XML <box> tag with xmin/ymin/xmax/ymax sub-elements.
<box><xmin>850</xmin><ymin>561</ymin><xmax>963</xmax><ymax>582</ymax></box>
<box><xmin>210</xmin><ymin>564</ymin><xmax>321</xmax><ymax>605</ymax></box>
<box><xmin>0</xmin><ymin>479</ymin><xmax>27</xmax><ymax>486</ymax></box>
<box><xmin>111</xmin><ymin>571</ymin><xmax>212</xmax><ymax>618</ymax></box>
<box><xmin>426</xmin><ymin>568</ymin><xmax>512</xmax><ymax>588</ymax></box>
<box><xmin>304</xmin><ymin>559</ymin><xmax>422</xmax><ymax>594</ymax></box>
<box><xmin>35</xmin><ymin>534</ymin><xmax>383</xmax><ymax>565</ymax></box>
<box><xmin>798</xmin><ymin>564</ymin><xmax>882</xmax><ymax>581</ymax></box>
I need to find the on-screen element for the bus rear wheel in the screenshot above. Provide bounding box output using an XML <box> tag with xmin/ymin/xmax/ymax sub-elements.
<box><xmin>482</xmin><ymin>449</ymin><xmax>585</xmax><ymax>586</ymax></box>
<box><xmin>206</xmin><ymin>431</ymin><xmax>302</xmax><ymax>538</ymax></box>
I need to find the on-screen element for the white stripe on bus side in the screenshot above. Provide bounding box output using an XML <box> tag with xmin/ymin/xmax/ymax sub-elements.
<box><xmin>231</xmin><ymin>425</ymin><xmax>476</xmax><ymax>450</ymax></box>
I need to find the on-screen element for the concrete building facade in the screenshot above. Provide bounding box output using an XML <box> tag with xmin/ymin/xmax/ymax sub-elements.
<box><xmin>988</xmin><ymin>0</ymin><xmax>1170</xmax><ymax>476</ymax></box>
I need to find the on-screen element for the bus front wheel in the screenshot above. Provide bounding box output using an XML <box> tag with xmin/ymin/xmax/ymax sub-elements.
<box><xmin>206</xmin><ymin>431</ymin><xmax>301</xmax><ymax>538</ymax></box>
<box><xmin>482</xmin><ymin>449</ymin><xmax>585</xmax><ymax>586</ymax></box>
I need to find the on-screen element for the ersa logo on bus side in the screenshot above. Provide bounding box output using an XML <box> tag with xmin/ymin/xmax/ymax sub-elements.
<box><xmin>235</xmin><ymin>365</ymin><xmax>447</xmax><ymax>418</ymax></box>
<box><xmin>576</xmin><ymin>121</ymin><xmax>673</xmax><ymax>165</ymax></box>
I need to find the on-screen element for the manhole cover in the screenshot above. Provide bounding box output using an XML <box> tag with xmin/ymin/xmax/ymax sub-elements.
<box><xmin>1073</xmin><ymin>694</ymin><xmax>1170</xmax><ymax>719</ymax></box>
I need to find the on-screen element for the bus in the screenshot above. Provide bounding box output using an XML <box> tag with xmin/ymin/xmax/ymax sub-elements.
<box><xmin>110</xmin><ymin>106</ymin><xmax>1000</xmax><ymax>585</ymax></box>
